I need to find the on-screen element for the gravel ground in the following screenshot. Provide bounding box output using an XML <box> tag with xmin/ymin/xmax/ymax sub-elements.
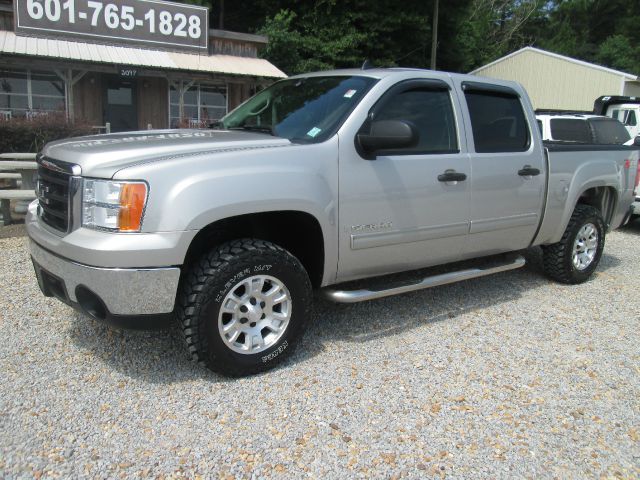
<box><xmin>1</xmin><ymin>223</ymin><xmax>639</xmax><ymax>479</ymax></box>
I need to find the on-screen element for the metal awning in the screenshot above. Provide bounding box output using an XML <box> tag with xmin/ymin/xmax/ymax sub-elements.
<box><xmin>0</xmin><ymin>30</ymin><xmax>286</xmax><ymax>78</ymax></box>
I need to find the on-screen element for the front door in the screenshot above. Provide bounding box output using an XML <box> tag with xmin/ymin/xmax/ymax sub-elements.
<box><xmin>337</xmin><ymin>79</ymin><xmax>471</xmax><ymax>282</ymax></box>
<box><xmin>104</xmin><ymin>76</ymin><xmax>138</xmax><ymax>132</ymax></box>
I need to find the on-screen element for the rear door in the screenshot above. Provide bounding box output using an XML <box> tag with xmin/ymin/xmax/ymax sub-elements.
<box><xmin>457</xmin><ymin>81</ymin><xmax>546</xmax><ymax>257</ymax></box>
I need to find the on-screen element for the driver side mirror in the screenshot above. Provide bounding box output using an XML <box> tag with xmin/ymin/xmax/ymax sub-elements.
<box><xmin>357</xmin><ymin>120</ymin><xmax>418</xmax><ymax>158</ymax></box>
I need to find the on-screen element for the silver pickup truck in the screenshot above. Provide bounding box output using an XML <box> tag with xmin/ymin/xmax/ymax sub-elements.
<box><xmin>27</xmin><ymin>68</ymin><xmax>639</xmax><ymax>376</ymax></box>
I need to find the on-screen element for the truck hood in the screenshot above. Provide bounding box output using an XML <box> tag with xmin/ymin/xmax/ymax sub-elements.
<box><xmin>42</xmin><ymin>129</ymin><xmax>292</xmax><ymax>177</ymax></box>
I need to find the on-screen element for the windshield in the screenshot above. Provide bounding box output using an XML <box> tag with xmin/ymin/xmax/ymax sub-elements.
<box><xmin>219</xmin><ymin>75</ymin><xmax>377</xmax><ymax>143</ymax></box>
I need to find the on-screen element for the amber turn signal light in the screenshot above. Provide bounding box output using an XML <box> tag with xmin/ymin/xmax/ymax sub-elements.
<box><xmin>118</xmin><ymin>183</ymin><xmax>148</xmax><ymax>231</ymax></box>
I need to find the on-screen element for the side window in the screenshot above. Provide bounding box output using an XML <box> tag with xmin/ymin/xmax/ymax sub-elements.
<box><xmin>372</xmin><ymin>88</ymin><xmax>458</xmax><ymax>154</ymax></box>
<box><xmin>464</xmin><ymin>91</ymin><xmax>530</xmax><ymax>153</ymax></box>
<box><xmin>550</xmin><ymin>118</ymin><xmax>592</xmax><ymax>143</ymax></box>
<box><xmin>537</xmin><ymin>120</ymin><xmax>543</xmax><ymax>136</ymax></box>
<box><xmin>625</xmin><ymin>110</ymin><xmax>637</xmax><ymax>126</ymax></box>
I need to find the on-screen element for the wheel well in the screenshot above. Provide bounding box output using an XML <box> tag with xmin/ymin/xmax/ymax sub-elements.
<box><xmin>182</xmin><ymin>211</ymin><xmax>325</xmax><ymax>288</ymax></box>
<box><xmin>576</xmin><ymin>186</ymin><xmax>617</xmax><ymax>227</ymax></box>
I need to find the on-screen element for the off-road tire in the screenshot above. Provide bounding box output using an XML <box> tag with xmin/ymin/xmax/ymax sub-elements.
<box><xmin>177</xmin><ymin>238</ymin><xmax>312</xmax><ymax>376</ymax></box>
<box><xmin>542</xmin><ymin>204</ymin><xmax>605</xmax><ymax>284</ymax></box>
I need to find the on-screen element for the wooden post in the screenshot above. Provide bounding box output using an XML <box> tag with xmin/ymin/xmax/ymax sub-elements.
<box><xmin>54</xmin><ymin>69</ymin><xmax>87</xmax><ymax>122</ymax></box>
<box><xmin>430</xmin><ymin>0</ymin><xmax>439</xmax><ymax>70</ymax></box>
<box><xmin>170</xmin><ymin>79</ymin><xmax>194</xmax><ymax>125</ymax></box>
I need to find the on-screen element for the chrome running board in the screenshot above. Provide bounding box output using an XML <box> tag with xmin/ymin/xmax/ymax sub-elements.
<box><xmin>323</xmin><ymin>255</ymin><xmax>526</xmax><ymax>303</ymax></box>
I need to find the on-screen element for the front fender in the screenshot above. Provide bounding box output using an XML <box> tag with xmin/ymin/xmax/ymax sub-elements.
<box><xmin>114</xmin><ymin>138</ymin><xmax>340</xmax><ymax>283</ymax></box>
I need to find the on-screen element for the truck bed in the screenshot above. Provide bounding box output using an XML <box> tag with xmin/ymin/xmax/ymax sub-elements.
<box><xmin>534</xmin><ymin>142</ymin><xmax>638</xmax><ymax>246</ymax></box>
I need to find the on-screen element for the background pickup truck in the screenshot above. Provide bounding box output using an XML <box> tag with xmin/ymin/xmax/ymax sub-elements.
<box><xmin>27</xmin><ymin>68</ymin><xmax>639</xmax><ymax>376</ymax></box>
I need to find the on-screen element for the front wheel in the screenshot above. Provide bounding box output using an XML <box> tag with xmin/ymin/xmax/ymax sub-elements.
<box><xmin>177</xmin><ymin>239</ymin><xmax>312</xmax><ymax>376</ymax></box>
<box><xmin>542</xmin><ymin>204</ymin><xmax>605</xmax><ymax>284</ymax></box>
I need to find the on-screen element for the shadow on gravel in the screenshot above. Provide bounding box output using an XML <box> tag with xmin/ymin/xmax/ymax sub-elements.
<box><xmin>66</xmin><ymin>314</ymin><xmax>231</xmax><ymax>384</ymax></box>
<box><xmin>304</xmin><ymin>250</ymin><xmax>544</xmax><ymax>347</ymax></box>
<box><xmin>66</xmin><ymin>245</ymin><xmax>624</xmax><ymax>381</ymax></box>
<box><xmin>297</xmin><ymin>246</ymin><xmax>622</xmax><ymax>353</ymax></box>
<box><xmin>620</xmin><ymin>218</ymin><xmax>640</xmax><ymax>236</ymax></box>
<box><xmin>0</xmin><ymin>222</ymin><xmax>26</xmax><ymax>239</ymax></box>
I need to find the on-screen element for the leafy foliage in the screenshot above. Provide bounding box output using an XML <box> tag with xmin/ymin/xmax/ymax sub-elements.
<box><xmin>538</xmin><ymin>0</ymin><xmax>640</xmax><ymax>74</ymax></box>
<box><xmin>595</xmin><ymin>35</ymin><xmax>639</xmax><ymax>74</ymax></box>
<box><xmin>0</xmin><ymin>114</ymin><xmax>93</xmax><ymax>153</ymax></box>
<box><xmin>178</xmin><ymin>0</ymin><xmax>640</xmax><ymax>74</ymax></box>
<box><xmin>258</xmin><ymin>1</ymin><xmax>433</xmax><ymax>75</ymax></box>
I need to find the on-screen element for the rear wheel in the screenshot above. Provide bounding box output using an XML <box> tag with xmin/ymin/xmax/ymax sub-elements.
<box><xmin>542</xmin><ymin>204</ymin><xmax>605</xmax><ymax>284</ymax></box>
<box><xmin>177</xmin><ymin>238</ymin><xmax>312</xmax><ymax>376</ymax></box>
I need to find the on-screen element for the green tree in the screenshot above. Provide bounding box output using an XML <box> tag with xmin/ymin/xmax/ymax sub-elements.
<box><xmin>539</xmin><ymin>0</ymin><xmax>640</xmax><ymax>74</ymax></box>
<box><xmin>595</xmin><ymin>35</ymin><xmax>640</xmax><ymax>73</ymax></box>
<box><xmin>257</xmin><ymin>0</ymin><xmax>435</xmax><ymax>75</ymax></box>
<box><xmin>175</xmin><ymin>0</ymin><xmax>640</xmax><ymax>75</ymax></box>
<box><xmin>453</xmin><ymin>0</ymin><xmax>548</xmax><ymax>72</ymax></box>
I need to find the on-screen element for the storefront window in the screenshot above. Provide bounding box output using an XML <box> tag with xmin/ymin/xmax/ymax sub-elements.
<box><xmin>169</xmin><ymin>83</ymin><xmax>227</xmax><ymax>128</ymax></box>
<box><xmin>0</xmin><ymin>69</ymin><xmax>65</xmax><ymax>119</ymax></box>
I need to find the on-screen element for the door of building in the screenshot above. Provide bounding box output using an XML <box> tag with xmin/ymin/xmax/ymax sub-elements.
<box><xmin>104</xmin><ymin>76</ymin><xmax>138</xmax><ymax>132</ymax></box>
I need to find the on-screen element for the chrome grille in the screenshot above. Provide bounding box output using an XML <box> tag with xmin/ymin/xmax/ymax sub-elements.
<box><xmin>37</xmin><ymin>159</ymin><xmax>72</xmax><ymax>232</ymax></box>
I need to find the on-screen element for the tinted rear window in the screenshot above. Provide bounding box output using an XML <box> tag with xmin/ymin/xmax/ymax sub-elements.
<box><xmin>465</xmin><ymin>92</ymin><xmax>529</xmax><ymax>153</ymax></box>
<box><xmin>550</xmin><ymin>118</ymin><xmax>592</xmax><ymax>143</ymax></box>
<box><xmin>590</xmin><ymin>118</ymin><xmax>631</xmax><ymax>144</ymax></box>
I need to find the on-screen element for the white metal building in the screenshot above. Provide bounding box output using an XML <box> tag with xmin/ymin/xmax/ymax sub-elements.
<box><xmin>470</xmin><ymin>47</ymin><xmax>640</xmax><ymax>111</ymax></box>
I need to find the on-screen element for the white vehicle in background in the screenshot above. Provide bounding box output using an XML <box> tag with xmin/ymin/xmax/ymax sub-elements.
<box><xmin>536</xmin><ymin>110</ymin><xmax>640</xmax><ymax>220</ymax></box>
<box><xmin>535</xmin><ymin>111</ymin><xmax>632</xmax><ymax>145</ymax></box>
<box><xmin>594</xmin><ymin>96</ymin><xmax>640</xmax><ymax>141</ymax></box>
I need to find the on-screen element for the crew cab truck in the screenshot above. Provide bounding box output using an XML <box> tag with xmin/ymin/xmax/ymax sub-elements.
<box><xmin>27</xmin><ymin>69</ymin><xmax>639</xmax><ymax>376</ymax></box>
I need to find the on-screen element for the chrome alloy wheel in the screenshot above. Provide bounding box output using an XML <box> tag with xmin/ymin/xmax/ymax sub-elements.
<box><xmin>572</xmin><ymin>223</ymin><xmax>598</xmax><ymax>271</ymax></box>
<box><xmin>217</xmin><ymin>275</ymin><xmax>292</xmax><ymax>354</ymax></box>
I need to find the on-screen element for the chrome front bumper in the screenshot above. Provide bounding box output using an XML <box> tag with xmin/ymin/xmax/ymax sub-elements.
<box><xmin>30</xmin><ymin>240</ymin><xmax>180</xmax><ymax>316</ymax></box>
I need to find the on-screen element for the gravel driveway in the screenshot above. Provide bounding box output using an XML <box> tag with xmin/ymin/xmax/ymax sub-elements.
<box><xmin>1</xmin><ymin>223</ymin><xmax>639</xmax><ymax>479</ymax></box>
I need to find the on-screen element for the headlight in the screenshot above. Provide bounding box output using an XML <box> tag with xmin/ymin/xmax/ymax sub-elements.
<box><xmin>82</xmin><ymin>179</ymin><xmax>148</xmax><ymax>232</ymax></box>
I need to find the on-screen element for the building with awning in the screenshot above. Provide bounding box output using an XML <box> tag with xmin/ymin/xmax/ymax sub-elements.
<box><xmin>0</xmin><ymin>0</ymin><xmax>286</xmax><ymax>132</ymax></box>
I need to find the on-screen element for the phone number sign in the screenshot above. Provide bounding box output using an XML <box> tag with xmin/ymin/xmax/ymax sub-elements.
<box><xmin>13</xmin><ymin>0</ymin><xmax>209</xmax><ymax>52</ymax></box>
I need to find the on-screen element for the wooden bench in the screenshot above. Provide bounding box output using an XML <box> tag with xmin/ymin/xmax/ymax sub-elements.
<box><xmin>0</xmin><ymin>160</ymin><xmax>38</xmax><ymax>217</ymax></box>
<box><xmin>0</xmin><ymin>190</ymin><xmax>35</xmax><ymax>199</ymax></box>
<box><xmin>0</xmin><ymin>160</ymin><xmax>38</xmax><ymax>172</ymax></box>
<box><xmin>0</xmin><ymin>153</ymin><xmax>38</xmax><ymax>224</ymax></box>
<box><xmin>0</xmin><ymin>172</ymin><xmax>21</xmax><ymax>187</ymax></box>
<box><xmin>0</xmin><ymin>189</ymin><xmax>36</xmax><ymax>226</ymax></box>
<box><xmin>0</xmin><ymin>153</ymin><xmax>37</xmax><ymax>160</ymax></box>
<box><xmin>0</xmin><ymin>173</ymin><xmax>21</xmax><ymax>179</ymax></box>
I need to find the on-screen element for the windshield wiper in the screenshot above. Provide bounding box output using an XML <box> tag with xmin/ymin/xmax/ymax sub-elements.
<box><xmin>229</xmin><ymin>125</ymin><xmax>276</xmax><ymax>136</ymax></box>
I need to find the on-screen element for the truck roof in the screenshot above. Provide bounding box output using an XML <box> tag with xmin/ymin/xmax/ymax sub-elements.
<box><xmin>536</xmin><ymin>113</ymin><xmax>604</xmax><ymax>120</ymax></box>
<box><xmin>286</xmin><ymin>67</ymin><xmax>522</xmax><ymax>90</ymax></box>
